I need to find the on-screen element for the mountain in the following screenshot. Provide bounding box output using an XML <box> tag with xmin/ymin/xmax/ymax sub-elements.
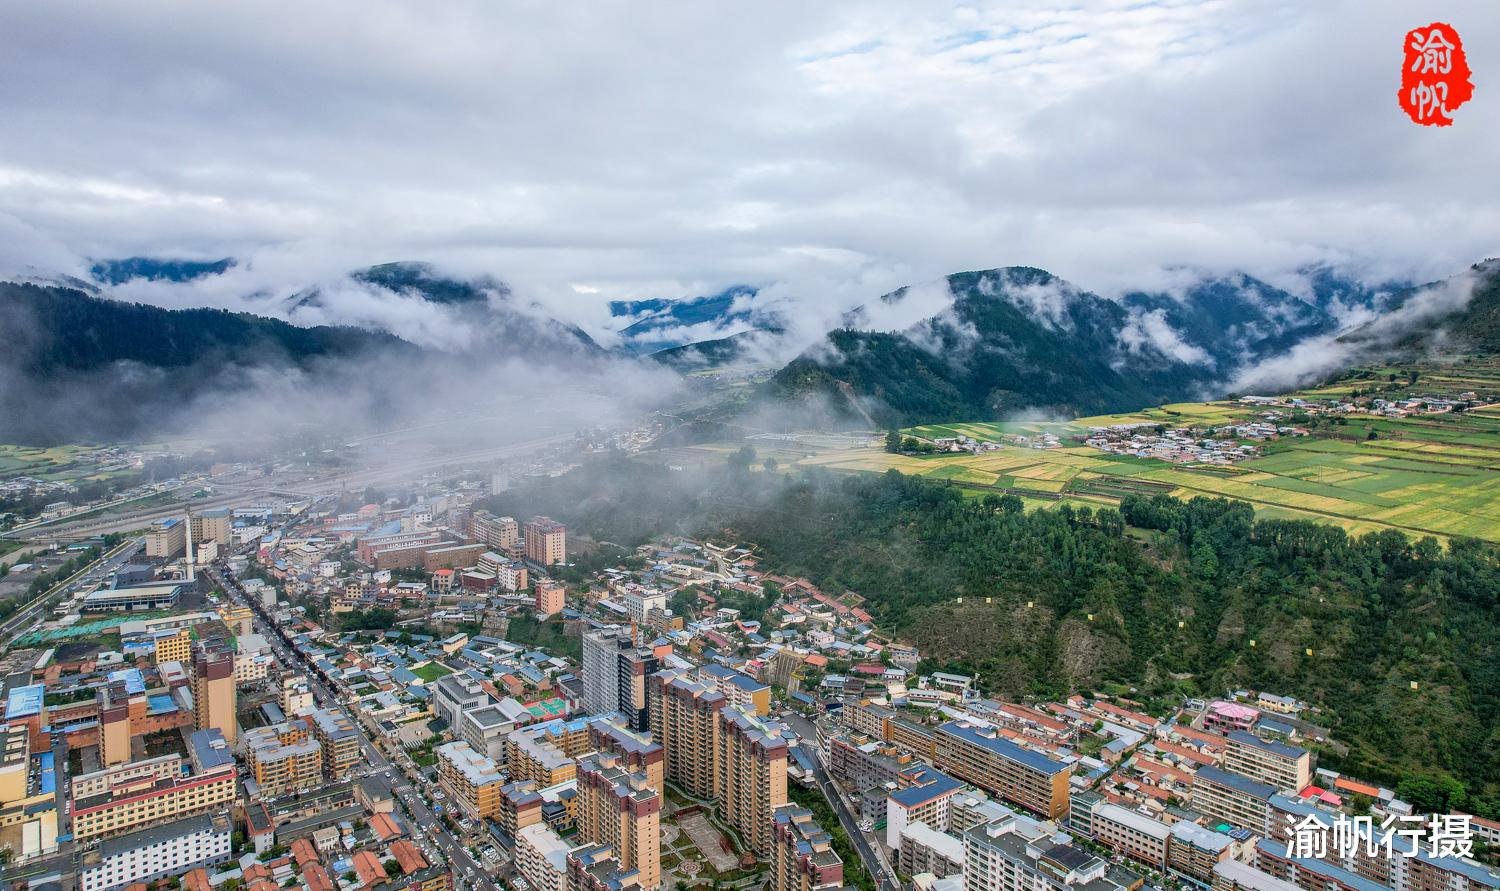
<box><xmin>609</xmin><ymin>286</ymin><xmax>782</xmax><ymax>356</ymax></box>
<box><xmin>762</xmin><ymin>265</ymin><xmax>1486</xmax><ymax>428</ymax></box>
<box><xmin>288</xmin><ymin>261</ymin><xmax>604</xmax><ymax>355</ymax></box>
<box><xmin>89</xmin><ymin>256</ymin><xmax>235</xmax><ymax>285</ymax></box>
<box><xmin>770</xmin><ymin>267</ymin><xmax>1306</xmax><ymax>426</ymax></box>
<box><xmin>0</xmin><ymin>281</ymin><xmax>412</xmax><ymax>442</ymax></box>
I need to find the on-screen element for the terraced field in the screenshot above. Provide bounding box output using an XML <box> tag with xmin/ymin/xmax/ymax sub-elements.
<box><xmin>798</xmin><ymin>399</ymin><xmax>1500</xmax><ymax>543</ymax></box>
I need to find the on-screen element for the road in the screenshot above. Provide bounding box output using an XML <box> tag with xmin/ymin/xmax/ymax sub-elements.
<box><xmin>0</xmin><ymin>537</ymin><xmax>143</xmax><ymax>646</ymax></box>
<box><xmin>207</xmin><ymin>564</ymin><xmax>503</xmax><ymax>891</ymax></box>
<box><xmin>781</xmin><ymin>711</ymin><xmax>900</xmax><ymax>891</ymax></box>
<box><xmin>9</xmin><ymin>431</ymin><xmax>577</xmax><ymax>544</ymax></box>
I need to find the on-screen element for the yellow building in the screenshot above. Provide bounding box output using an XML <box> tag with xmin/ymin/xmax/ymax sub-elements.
<box><xmin>154</xmin><ymin>628</ymin><xmax>193</xmax><ymax>666</ymax></box>
<box><xmin>437</xmin><ymin>741</ymin><xmax>506</xmax><ymax>821</ymax></box>
<box><xmin>193</xmin><ymin>645</ymin><xmax>237</xmax><ymax>743</ymax></box>
<box><xmin>933</xmin><ymin>721</ymin><xmax>1071</xmax><ymax>819</ymax></box>
<box><xmin>716</xmin><ymin>706</ymin><xmax>790</xmax><ymax>856</ymax></box>
<box><xmin>648</xmin><ymin>671</ymin><xmax>725</xmax><ymax>801</ymax></box>
<box><xmin>245</xmin><ymin>721</ymin><xmax>324</xmax><ymax>798</ymax></box>
<box><xmin>71</xmin><ymin>731</ymin><xmax>236</xmax><ymax>841</ymax></box>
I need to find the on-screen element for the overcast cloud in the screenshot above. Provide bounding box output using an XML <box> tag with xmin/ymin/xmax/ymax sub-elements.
<box><xmin>0</xmin><ymin>0</ymin><xmax>1495</xmax><ymax>337</ymax></box>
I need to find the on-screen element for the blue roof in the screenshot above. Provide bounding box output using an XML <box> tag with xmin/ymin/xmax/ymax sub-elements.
<box><xmin>110</xmin><ymin>668</ymin><xmax>146</xmax><ymax>695</ymax></box>
<box><xmin>937</xmin><ymin>722</ymin><xmax>1070</xmax><ymax>776</ymax></box>
<box><xmin>38</xmin><ymin>752</ymin><xmax>56</xmax><ymax>795</ymax></box>
<box><xmin>6</xmin><ymin>685</ymin><xmax>44</xmax><ymax>720</ymax></box>
<box><xmin>1228</xmin><ymin>729</ymin><xmax>1306</xmax><ymax>759</ymax></box>
<box><xmin>1257</xmin><ymin>840</ymin><xmax>1388</xmax><ymax>891</ymax></box>
<box><xmin>889</xmin><ymin>766</ymin><xmax>964</xmax><ymax>808</ymax></box>
<box><xmin>147</xmin><ymin>693</ymin><xmax>178</xmax><ymax>715</ymax></box>
<box><xmin>1196</xmin><ymin>765</ymin><xmax>1277</xmax><ymax>800</ymax></box>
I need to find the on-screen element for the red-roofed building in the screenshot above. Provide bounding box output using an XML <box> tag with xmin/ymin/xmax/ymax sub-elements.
<box><xmin>292</xmin><ymin>837</ymin><xmax>321</xmax><ymax>868</ymax></box>
<box><xmin>1331</xmin><ymin>776</ymin><xmax>1380</xmax><ymax>798</ymax></box>
<box><xmin>391</xmin><ymin>839</ymin><xmax>429</xmax><ymax>875</ymax></box>
<box><xmin>802</xmin><ymin>654</ymin><xmax>827</xmax><ymax>668</ymax></box>
<box><xmin>304</xmin><ymin>863</ymin><xmax>336</xmax><ymax>891</ymax></box>
<box><xmin>353</xmin><ymin>850</ymin><xmax>386</xmax><ymax>887</ymax></box>
<box><xmin>183</xmin><ymin>869</ymin><xmax>213</xmax><ymax>891</ymax></box>
<box><xmin>371</xmin><ymin>812</ymin><xmax>407</xmax><ymax>841</ymax></box>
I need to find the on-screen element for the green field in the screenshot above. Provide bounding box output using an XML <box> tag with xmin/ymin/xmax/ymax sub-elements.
<box><xmin>799</xmin><ymin>393</ymin><xmax>1500</xmax><ymax>543</ymax></box>
<box><xmin>411</xmin><ymin>661</ymin><xmax>453</xmax><ymax>682</ymax></box>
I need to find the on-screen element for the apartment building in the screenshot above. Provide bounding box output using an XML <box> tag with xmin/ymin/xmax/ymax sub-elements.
<box><xmin>471</xmin><ymin>511</ymin><xmax>520</xmax><ymax>552</ymax></box>
<box><xmin>1223</xmin><ymin>731</ymin><xmax>1312</xmax><ymax>792</ymax></box>
<box><xmin>589</xmin><ymin>718</ymin><xmax>665</xmax><ymax>795</ymax></box>
<box><xmin>716</xmin><ymin>705</ymin><xmax>790</xmax><ymax>855</ymax></box>
<box><xmin>535</xmin><ymin>581</ymin><xmax>564</xmax><ymax>617</ymax></box>
<box><xmin>828</xmin><ymin>732</ymin><xmax>919</xmax><ymax>793</ymax></box>
<box><xmin>962</xmin><ymin>816</ymin><xmax>1143</xmax><ymax>891</ymax></box>
<box><xmin>771</xmin><ymin>805</ymin><xmax>845</xmax><ymax>891</ymax></box>
<box><xmin>1265</xmin><ymin>793</ymin><xmax>1500</xmax><ymax>891</ymax></box>
<box><xmin>145</xmin><ymin>518</ymin><xmax>187</xmax><ymax>558</ymax></box>
<box><xmin>566</xmin><ymin>844</ymin><xmax>641</xmax><ymax>891</ymax></box>
<box><xmin>498</xmin><ymin>781</ymin><xmax>545</xmax><ymax>838</ymax></box>
<box><xmin>1191</xmin><ymin>765</ymin><xmax>1277</xmax><ymax>832</ymax></box>
<box><xmin>648</xmin><ymin>671</ymin><xmax>725</xmax><ymax>801</ymax></box>
<box><xmin>245</xmin><ymin>721</ymin><xmax>324</xmax><ymax>798</ymax></box>
<box><xmin>1090</xmin><ymin>803</ymin><xmax>1170</xmax><ymax>868</ymax></box>
<box><xmin>437</xmin><ymin>741</ymin><xmax>506</xmax><ymax>821</ymax></box>
<box><xmin>1168</xmin><ymin>821</ymin><xmax>1237</xmax><ymax>884</ymax></box>
<box><xmin>281</xmin><ymin>675</ymin><xmax>315</xmax><ymax>716</ymax></box>
<box><xmin>696</xmin><ymin>664</ymin><xmax>772</xmax><ymax>716</ymax></box>
<box><xmin>461</xmin><ymin>703</ymin><xmax>519</xmax><ymax>763</ymax></box>
<box><xmin>192</xmin><ymin>645</ymin><xmax>237</xmax><ymax>743</ymax></box>
<box><xmin>884</xmin><ymin>766</ymin><xmax>964</xmax><ymax>852</ymax></box>
<box><xmin>78</xmin><ymin>813</ymin><xmax>232</xmax><ymax>891</ymax></box>
<box><xmin>582</xmin><ymin>627</ymin><xmax>629</xmax><ymax>718</ymax></box>
<box><xmin>575</xmin><ymin>753</ymin><xmax>662</xmax><ymax>890</ymax></box>
<box><xmin>154</xmin><ymin>628</ymin><xmax>192</xmax><ymax>666</ymax></box>
<box><xmin>71</xmin><ymin>730</ymin><xmax>236</xmax><ymax>842</ymax></box>
<box><xmin>310</xmin><ymin>709</ymin><xmax>362</xmax><ymax>778</ymax></box>
<box><xmin>889</xmin><ymin>719</ymin><xmax>938</xmax><ymax>765</ymax></box>
<box><xmin>189</xmin><ymin>509</ymin><xmax>233</xmax><ymax>547</ymax></box>
<box><xmin>505</xmin><ymin>718</ymin><xmax>594</xmax><ymax>788</ymax></box>
<box><xmin>933</xmin><ymin>721</ymin><xmax>1072</xmax><ymax>819</ymax></box>
<box><xmin>525</xmin><ymin>517</ymin><xmax>567</xmax><ymax>566</ymax></box>
<box><xmin>1214</xmin><ymin>860</ymin><xmax>1304</xmax><ymax>891</ymax></box>
<box><xmin>515</xmin><ymin>823</ymin><xmax>570</xmax><ymax>891</ymax></box>
<box><xmin>897</xmin><ymin>821</ymin><xmax>964</xmax><ymax>879</ymax></box>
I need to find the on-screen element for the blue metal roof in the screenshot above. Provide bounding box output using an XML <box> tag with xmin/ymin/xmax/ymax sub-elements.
<box><xmin>1196</xmin><ymin>765</ymin><xmax>1277</xmax><ymax>800</ymax></box>
<box><xmin>6</xmin><ymin>684</ymin><xmax>43</xmax><ymax>720</ymax></box>
<box><xmin>937</xmin><ymin>721</ymin><xmax>1070</xmax><ymax>776</ymax></box>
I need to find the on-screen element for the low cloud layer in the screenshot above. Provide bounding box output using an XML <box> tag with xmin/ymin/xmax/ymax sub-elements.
<box><xmin>0</xmin><ymin>0</ymin><xmax>1495</xmax><ymax>342</ymax></box>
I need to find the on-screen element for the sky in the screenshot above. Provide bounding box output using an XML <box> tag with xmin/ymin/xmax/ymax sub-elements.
<box><xmin>0</xmin><ymin>0</ymin><xmax>1496</xmax><ymax>341</ymax></box>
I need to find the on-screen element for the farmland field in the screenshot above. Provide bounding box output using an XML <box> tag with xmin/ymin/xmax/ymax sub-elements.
<box><xmin>797</xmin><ymin>393</ymin><xmax>1500</xmax><ymax>543</ymax></box>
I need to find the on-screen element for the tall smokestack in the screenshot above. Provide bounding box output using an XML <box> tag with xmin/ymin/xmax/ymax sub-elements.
<box><xmin>185</xmin><ymin>511</ymin><xmax>195</xmax><ymax>583</ymax></box>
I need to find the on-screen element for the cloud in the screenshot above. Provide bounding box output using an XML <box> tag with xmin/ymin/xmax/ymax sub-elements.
<box><xmin>0</xmin><ymin>0</ymin><xmax>1492</xmax><ymax>342</ymax></box>
<box><xmin>1118</xmin><ymin>307</ymin><xmax>1214</xmax><ymax>366</ymax></box>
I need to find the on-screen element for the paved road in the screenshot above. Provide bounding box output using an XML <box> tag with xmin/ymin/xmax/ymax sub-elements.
<box><xmin>208</xmin><ymin>564</ymin><xmax>503</xmax><ymax>891</ymax></box>
<box><xmin>781</xmin><ymin>712</ymin><xmax>900</xmax><ymax>891</ymax></box>
<box><xmin>0</xmin><ymin>537</ymin><xmax>142</xmax><ymax>646</ymax></box>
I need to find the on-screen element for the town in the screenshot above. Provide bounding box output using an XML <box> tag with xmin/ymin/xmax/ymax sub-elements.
<box><xmin>0</xmin><ymin>463</ymin><xmax>1494</xmax><ymax>891</ymax></box>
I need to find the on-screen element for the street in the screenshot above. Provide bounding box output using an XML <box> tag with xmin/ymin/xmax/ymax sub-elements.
<box><xmin>781</xmin><ymin>712</ymin><xmax>900</xmax><ymax>891</ymax></box>
<box><xmin>208</xmin><ymin>563</ymin><xmax>505</xmax><ymax>891</ymax></box>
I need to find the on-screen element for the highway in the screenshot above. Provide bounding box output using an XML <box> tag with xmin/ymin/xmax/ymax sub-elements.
<box><xmin>0</xmin><ymin>537</ymin><xmax>142</xmax><ymax>646</ymax></box>
<box><xmin>7</xmin><ymin>431</ymin><xmax>577</xmax><ymax>544</ymax></box>
<box><xmin>206</xmin><ymin>563</ymin><xmax>504</xmax><ymax>891</ymax></box>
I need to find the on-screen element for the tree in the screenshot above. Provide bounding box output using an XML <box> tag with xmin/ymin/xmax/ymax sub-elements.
<box><xmin>729</xmin><ymin>446</ymin><xmax>756</xmax><ymax>469</ymax></box>
<box><xmin>1367</xmin><ymin>429</ymin><xmax>1379</xmax><ymax>440</ymax></box>
<box><xmin>763</xmin><ymin>456</ymin><xmax>780</xmax><ymax>472</ymax></box>
<box><xmin>885</xmin><ymin>430</ymin><xmax>903</xmax><ymax>453</ymax></box>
